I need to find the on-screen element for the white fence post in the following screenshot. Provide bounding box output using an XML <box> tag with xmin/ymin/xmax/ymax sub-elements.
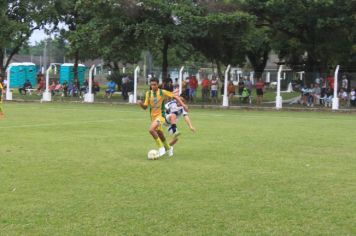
<box><xmin>42</xmin><ymin>67</ymin><xmax>52</xmax><ymax>102</ymax></box>
<box><xmin>275</xmin><ymin>65</ymin><xmax>283</xmax><ymax>109</ymax></box>
<box><xmin>332</xmin><ymin>65</ymin><xmax>340</xmax><ymax>110</ymax></box>
<box><xmin>179</xmin><ymin>66</ymin><xmax>184</xmax><ymax>95</ymax></box>
<box><xmin>84</xmin><ymin>65</ymin><xmax>95</xmax><ymax>103</ymax></box>
<box><xmin>131</xmin><ymin>66</ymin><xmax>140</xmax><ymax>104</ymax></box>
<box><xmin>6</xmin><ymin>66</ymin><xmax>12</xmax><ymax>100</ymax></box>
<box><xmin>222</xmin><ymin>65</ymin><xmax>231</xmax><ymax>107</ymax></box>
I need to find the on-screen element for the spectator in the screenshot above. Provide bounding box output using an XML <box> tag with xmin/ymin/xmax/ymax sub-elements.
<box><xmin>80</xmin><ymin>79</ymin><xmax>88</xmax><ymax>96</ymax></box>
<box><xmin>68</xmin><ymin>82</ymin><xmax>78</xmax><ymax>97</ymax></box>
<box><xmin>37</xmin><ymin>73</ymin><xmax>44</xmax><ymax>84</ymax></box>
<box><xmin>241</xmin><ymin>87</ymin><xmax>250</xmax><ymax>103</ymax></box>
<box><xmin>201</xmin><ymin>76</ymin><xmax>210</xmax><ymax>102</ymax></box>
<box><xmin>93</xmin><ymin>79</ymin><xmax>100</xmax><ymax>94</ymax></box>
<box><xmin>36</xmin><ymin>78</ymin><xmax>45</xmax><ymax>95</ymax></box>
<box><xmin>121</xmin><ymin>75</ymin><xmax>130</xmax><ymax>100</ymax></box>
<box><xmin>338</xmin><ymin>88</ymin><xmax>348</xmax><ymax>106</ymax></box>
<box><xmin>308</xmin><ymin>83</ymin><xmax>315</xmax><ymax>107</ymax></box>
<box><xmin>163</xmin><ymin>74</ymin><xmax>173</xmax><ymax>88</ymax></box>
<box><xmin>184</xmin><ymin>77</ymin><xmax>190</xmax><ymax>100</ymax></box>
<box><xmin>49</xmin><ymin>80</ymin><xmax>57</xmax><ymax>96</ymax></box>
<box><xmin>62</xmin><ymin>81</ymin><xmax>68</xmax><ymax>97</ymax></box>
<box><xmin>163</xmin><ymin>79</ymin><xmax>173</xmax><ymax>92</ymax></box>
<box><xmin>341</xmin><ymin>75</ymin><xmax>348</xmax><ymax>91</ymax></box>
<box><xmin>350</xmin><ymin>88</ymin><xmax>356</xmax><ymax>107</ymax></box>
<box><xmin>227</xmin><ymin>81</ymin><xmax>236</xmax><ymax>103</ymax></box>
<box><xmin>18</xmin><ymin>79</ymin><xmax>32</xmax><ymax>95</ymax></box>
<box><xmin>301</xmin><ymin>84</ymin><xmax>310</xmax><ymax>106</ymax></box>
<box><xmin>238</xmin><ymin>79</ymin><xmax>245</xmax><ymax>96</ymax></box>
<box><xmin>245</xmin><ymin>78</ymin><xmax>253</xmax><ymax>95</ymax></box>
<box><xmin>326</xmin><ymin>74</ymin><xmax>334</xmax><ymax>90</ymax></box>
<box><xmin>54</xmin><ymin>83</ymin><xmax>63</xmax><ymax>96</ymax></box>
<box><xmin>189</xmin><ymin>75</ymin><xmax>198</xmax><ymax>102</ymax></box>
<box><xmin>255</xmin><ymin>78</ymin><xmax>265</xmax><ymax>105</ymax></box>
<box><xmin>323</xmin><ymin>87</ymin><xmax>333</xmax><ymax>107</ymax></box>
<box><xmin>313</xmin><ymin>83</ymin><xmax>322</xmax><ymax>105</ymax></box>
<box><xmin>105</xmin><ymin>80</ymin><xmax>117</xmax><ymax>98</ymax></box>
<box><xmin>210</xmin><ymin>76</ymin><xmax>219</xmax><ymax>104</ymax></box>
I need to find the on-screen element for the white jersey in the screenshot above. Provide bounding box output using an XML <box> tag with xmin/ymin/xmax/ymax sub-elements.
<box><xmin>165</xmin><ymin>100</ymin><xmax>187</xmax><ymax>121</ymax></box>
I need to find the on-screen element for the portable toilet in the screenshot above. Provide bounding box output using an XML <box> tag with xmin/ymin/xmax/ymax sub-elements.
<box><xmin>8</xmin><ymin>62</ymin><xmax>37</xmax><ymax>88</ymax></box>
<box><xmin>59</xmin><ymin>63</ymin><xmax>86</xmax><ymax>86</ymax></box>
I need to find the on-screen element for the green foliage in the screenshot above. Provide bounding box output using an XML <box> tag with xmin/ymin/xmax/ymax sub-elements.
<box><xmin>0</xmin><ymin>0</ymin><xmax>57</xmax><ymax>72</ymax></box>
<box><xmin>242</xmin><ymin>0</ymin><xmax>355</xmax><ymax>74</ymax></box>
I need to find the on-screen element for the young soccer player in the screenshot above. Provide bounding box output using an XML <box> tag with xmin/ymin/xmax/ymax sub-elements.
<box><xmin>165</xmin><ymin>97</ymin><xmax>196</xmax><ymax>146</ymax></box>
<box><xmin>0</xmin><ymin>81</ymin><xmax>4</xmax><ymax>118</ymax></box>
<box><xmin>138</xmin><ymin>78</ymin><xmax>183</xmax><ymax>157</ymax></box>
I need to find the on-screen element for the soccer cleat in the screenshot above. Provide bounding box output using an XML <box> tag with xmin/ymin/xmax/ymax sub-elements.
<box><xmin>158</xmin><ymin>147</ymin><xmax>166</xmax><ymax>157</ymax></box>
<box><xmin>167</xmin><ymin>146</ymin><xmax>174</xmax><ymax>157</ymax></box>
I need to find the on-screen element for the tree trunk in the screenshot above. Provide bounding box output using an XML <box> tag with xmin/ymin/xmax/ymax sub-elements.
<box><xmin>247</xmin><ymin>48</ymin><xmax>270</xmax><ymax>80</ymax></box>
<box><xmin>73</xmin><ymin>50</ymin><xmax>79</xmax><ymax>82</ymax></box>
<box><xmin>304</xmin><ymin>54</ymin><xmax>321</xmax><ymax>84</ymax></box>
<box><xmin>161</xmin><ymin>37</ymin><xmax>170</xmax><ymax>81</ymax></box>
<box><xmin>0</xmin><ymin>48</ymin><xmax>4</xmax><ymax>76</ymax></box>
<box><xmin>216</xmin><ymin>60</ymin><xmax>223</xmax><ymax>80</ymax></box>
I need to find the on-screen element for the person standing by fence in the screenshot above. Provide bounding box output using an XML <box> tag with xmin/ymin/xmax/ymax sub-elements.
<box><xmin>255</xmin><ymin>78</ymin><xmax>265</xmax><ymax>105</ymax></box>
<box><xmin>201</xmin><ymin>76</ymin><xmax>210</xmax><ymax>103</ymax></box>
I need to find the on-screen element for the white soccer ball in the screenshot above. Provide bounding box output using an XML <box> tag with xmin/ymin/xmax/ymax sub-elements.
<box><xmin>147</xmin><ymin>149</ymin><xmax>159</xmax><ymax>160</ymax></box>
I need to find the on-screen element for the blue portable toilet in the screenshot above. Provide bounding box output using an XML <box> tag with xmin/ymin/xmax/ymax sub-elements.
<box><xmin>8</xmin><ymin>62</ymin><xmax>37</xmax><ymax>88</ymax></box>
<box><xmin>59</xmin><ymin>63</ymin><xmax>86</xmax><ymax>86</ymax></box>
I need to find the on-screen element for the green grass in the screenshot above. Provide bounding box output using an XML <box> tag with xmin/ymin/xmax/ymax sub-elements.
<box><xmin>0</xmin><ymin>103</ymin><xmax>355</xmax><ymax>235</ymax></box>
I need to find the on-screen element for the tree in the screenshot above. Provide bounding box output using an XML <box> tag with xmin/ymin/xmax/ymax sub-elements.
<box><xmin>242</xmin><ymin>0</ymin><xmax>356</xmax><ymax>80</ymax></box>
<box><xmin>245</xmin><ymin>27</ymin><xmax>271</xmax><ymax>79</ymax></box>
<box><xmin>188</xmin><ymin>1</ymin><xmax>253</xmax><ymax>77</ymax></box>
<box><xmin>135</xmin><ymin>0</ymin><xmax>203</xmax><ymax>79</ymax></box>
<box><xmin>0</xmin><ymin>0</ymin><xmax>54</xmax><ymax>75</ymax></box>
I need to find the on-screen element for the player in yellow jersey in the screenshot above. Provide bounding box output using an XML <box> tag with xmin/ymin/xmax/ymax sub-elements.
<box><xmin>0</xmin><ymin>81</ymin><xmax>4</xmax><ymax>118</ymax></box>
<box><xmin>138</xmin><ymin>77</ymin><xmax>183</xmax><ymax>157</ymax></box>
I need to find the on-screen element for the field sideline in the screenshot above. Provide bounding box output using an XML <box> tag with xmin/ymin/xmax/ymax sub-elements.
<box><xmin>0</xmin><ymin>103</ymin><xmax>355</xmax><ymax>235</ymax></box>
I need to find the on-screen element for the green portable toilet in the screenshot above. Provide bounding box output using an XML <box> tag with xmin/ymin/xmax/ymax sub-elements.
<box><xmin>59</xmin><ymin>63</ymin><xmax>86</xmax><ymax>86</ymax></box>
<box><xmin>8</xmin><ymin>62</ymin><xmax>37</xmax><ymax>88</ymax></box>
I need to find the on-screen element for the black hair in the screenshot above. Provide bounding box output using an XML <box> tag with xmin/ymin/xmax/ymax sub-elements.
<box><xmin>150</xmin><ymin>77</ymin><xmax>159</xmax><ymax>83</ymax></box>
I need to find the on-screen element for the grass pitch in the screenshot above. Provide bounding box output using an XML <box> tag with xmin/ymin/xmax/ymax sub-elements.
<box><xmin>0</xmin><ymin>103</ymin><xmax>355</xmax><ymax>235</ymax></box>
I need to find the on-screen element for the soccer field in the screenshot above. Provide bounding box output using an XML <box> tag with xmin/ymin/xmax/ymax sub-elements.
<box><xmin>0</xmin><ymin>103</ymin><xmax>355</xmax><ymax>235</ymax></box>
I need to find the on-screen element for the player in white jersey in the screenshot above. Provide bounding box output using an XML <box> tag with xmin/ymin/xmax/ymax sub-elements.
<box><xmin>165</xmin><ymin>97</ymin><xmax>196</xmax><ymax>146</ymax></box>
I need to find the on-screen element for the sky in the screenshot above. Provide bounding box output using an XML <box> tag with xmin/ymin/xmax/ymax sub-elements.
<box><xmin>29</xmin><ymin>29</ymin><xmax>48</xmax><ymax>45</ymax></box>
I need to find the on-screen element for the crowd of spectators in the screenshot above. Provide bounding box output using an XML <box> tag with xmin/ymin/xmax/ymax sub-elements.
<box><xmin>3</xmin><ymin>70</ymin><xmax>354</xmax><ymax>108</ymax></box>
<box><xmin>299</xmin><ymin>74</ymin><xmax>355</xmax><ymax>107</ymax></box>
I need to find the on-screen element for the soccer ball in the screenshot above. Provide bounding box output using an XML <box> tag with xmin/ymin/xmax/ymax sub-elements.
<box><xmin>147</xmin><ymin>149</ymin><xmax>159</xmax><ymax>160</ymax></box>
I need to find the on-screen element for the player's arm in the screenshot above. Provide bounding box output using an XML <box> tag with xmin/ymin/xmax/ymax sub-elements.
<box><xmin>183</xmin><ymin>115</ymin><xmax>196</xmax><ymax>132</ymax></box>
<box><xmin>163</xmin><ymin>89</ymin><xmax>188</xmax><ymax>111</ymax></box>
<box><xmin>174</xmin><ymin>95</ymin><xmax>189</xmax><ymax>112</ymax></box>
<box><xmin>138</xmin><ymin>91</ymin><xmax>149</xmax><ymax>110</ymax></box>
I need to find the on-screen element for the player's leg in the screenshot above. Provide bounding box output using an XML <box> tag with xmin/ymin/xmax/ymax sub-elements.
<box><xmin>157</xmin><ymin>129</ymin><xmax>174</xmax><ymax>157</ymax></box>
<box><xmin>167</xmin><ymin>114</ymin><xmax>179</xmax><ymax>137</ymax></box>
<box><xmin>148</xmin><ymin>119</ymin><xmax>164</xmax><ymax>151</ymax></box>
<box><xmin>169</xmin><ymin>136</ymin><xmax>179</xmax><ymax>146</ymax></box>
<box><xmin>157</xmin><ymin>117</ymin><xmax>173</xmax><ymax>157</ymax></box>
<box><xmin>0</xmin><ymin>106</ymin><xmax>4</xmax><ymax>118</ymax></box>
<box><xmin>158</xmin><ymin>130</ymin><xmax>174</xmax><ymax>157</ymax></box>
<box><xmin>183</xmin><ymin>115</ymin><xmax>196</xmax><ymax>132</ymax></box>
<box><xmin>0</xmin><ymin>97</ymin><xmax>4</xmax><ymax>118</ymax></box>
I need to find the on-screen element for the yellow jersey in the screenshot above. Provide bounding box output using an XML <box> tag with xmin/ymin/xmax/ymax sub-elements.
<box><xmin>144</xmin><ymin>89</ymin><xmax>173</xmax><ymax>119</ymax></box>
